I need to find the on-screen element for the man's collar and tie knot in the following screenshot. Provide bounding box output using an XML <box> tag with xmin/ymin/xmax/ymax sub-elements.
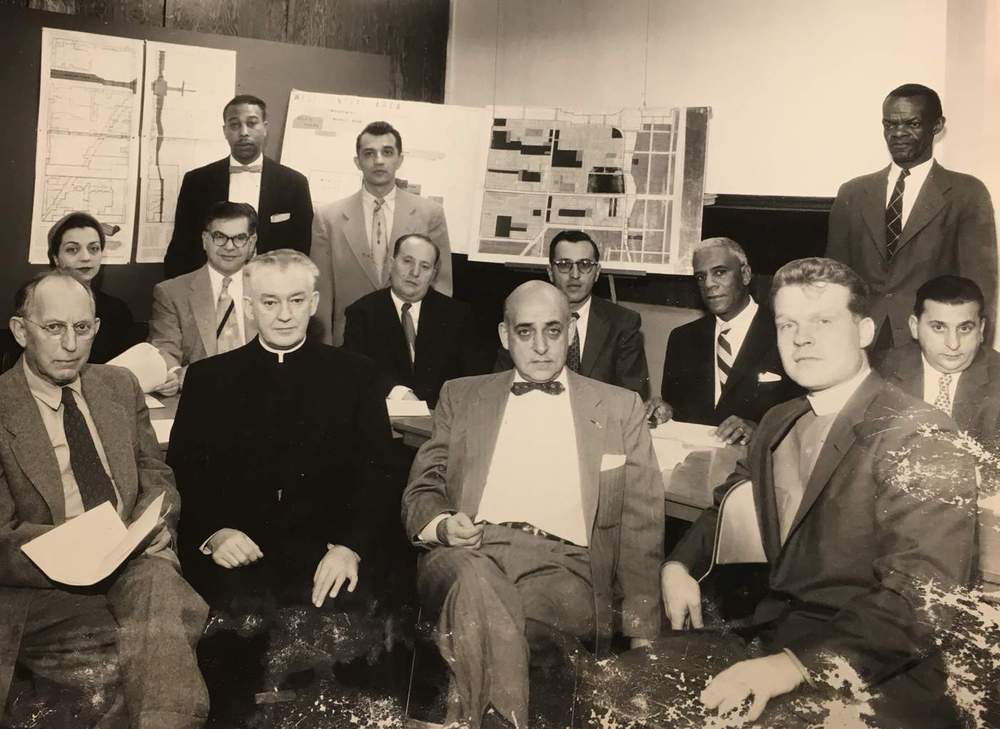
<box><xmin>511</xmin><ymin>380</ymin><xmax>565</xmax><ymax>396</ymax></box>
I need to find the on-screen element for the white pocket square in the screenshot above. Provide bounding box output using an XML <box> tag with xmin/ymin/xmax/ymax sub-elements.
<box><xmin>600</xmin><ymin>453</ymin><xmax>626</xmax><ymax>471</ymax></box>
<box><xmin>758</xmin><ymin>371</ymin><xmax>782</xmax><ymax>382</ymax></box>
<box><xmin>270</xmin><ymin>212</ymin><xmax>291</xmax><ymax>223</ymax></box>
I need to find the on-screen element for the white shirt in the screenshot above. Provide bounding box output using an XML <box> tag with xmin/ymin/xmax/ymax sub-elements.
<box><xmin>361</xmin><ymin>184</ymin><xmax>397</xmax><ymax>249</ymax></box>
<box><xmin>228</xmin><ymin>154</ymin><xmax>263</xmax><ymax>212</ymax></box>
<box><xmin>885</xmin><ymin>157</ymin><xmax>933</xmax><ymax>229</ymax></box>
<box><xmin>806</xmin><ymin>364</ymin><xmax>872</xmax><ymax>416</ymax></box>
<box><xmin>572</xmin><ymin>296</ymin><xmax>593</xmax><ymax>357</ymax></box>
<box><xmin>714</xmin><ymin>297</ymin><xmax>759</xmax><ymax>405</ymax></box>
<box><xmin>387</xmin><ymin>290</ymin><xmax>423</xmax><ymax>400</ymax></box>
<box><xmin>474</xmin><ymin>369</ymin><xmax>588</xmax><ymax>546</ymax></box>
<box><xmin>920</xmin><ymin>355</ymin><xmax>962</xmax><ymax>414</ymax></box>
<box><xmin>206</xmin><ymin>263</ymin><xmax>246</xmax><ymax>344</ymax></box>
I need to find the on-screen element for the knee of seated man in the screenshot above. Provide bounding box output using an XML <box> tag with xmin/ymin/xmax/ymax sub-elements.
<box><xmin>108</xmin><ymin>556</ymin><xmax>209</xmax><ymax>627</ymax></box>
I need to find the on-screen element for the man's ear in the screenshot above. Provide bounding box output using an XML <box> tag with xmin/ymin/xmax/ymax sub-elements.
<box><xmin>498</xmin><ymin>321</ymin><xmax>509</xmax><ymax>351</ymax></box>
<box><xmin>243</xmin><ymin>296</ymin><xmax>256</xmax><ymax>322</ymax></box>
<box><xmin>859</xmin><ymin>317</ymin><xmax>876</xmax><ymax>349</ymax></box>
<box><xmin>201</xmin><ymin>231</ymin><xmax>212</xmax><ymax>254</ymax></box>
<box><xmin>908</xmin><ymin>314</ymin><xmax>920</xmax><ymax>342</ymax></box>
<box><xmin>740</xmin><ymin>264</ymin><xmax>752</xmax><ymax>287</ymax></box>
<box><xmin>546</xmin><ymin>266</ymin><xmax>555</xmax><ymax>284</ymax></box>
<box><xmin>9</xmin><ymin>317</ymin><xmax>27</xmax><ymax>348</ymax></box>
<box><xmin>933</xmin><ymin>115</ymin><xmax>946</xmax><ymax>136</ymax></box>
<box><xmin>308</xmin><ymin>290</ymin><xmax>320</xmax><ymax>317</ymax></box>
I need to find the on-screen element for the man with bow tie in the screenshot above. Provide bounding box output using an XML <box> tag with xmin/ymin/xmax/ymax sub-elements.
<box><xmin>402</xmin><ymin>280</ymin><xmax>663</xmax><ymax>729</ymax></box>
<box><xmin>164</xmin><ymin>94</ymin><xmax>313</xmax><ymax>279</ymax></box>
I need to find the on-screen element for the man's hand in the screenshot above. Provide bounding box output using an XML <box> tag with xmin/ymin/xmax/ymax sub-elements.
<box><xmin>143</xmin><ymin>522</ymin><xmax>172</xmax><ymax>556</ymax></box>
<box><xmin>660</xmin><ymin>561</ymin><xmax>703</xmax><ymax>630</ymax></box>
<box><xmin>701</xmin><ymin>654</ymin><xmax>805</xmax><ymax>721</ymax></box>
<box><xmin>312</xmin><ymin>544</ymin><xmax>360</xmax><ymax>608</ymax></box>
<box><xmin>644</xmin><ymin>397</ymin><xmax>672</xmax><ymax>427</ymax></box>
<box><xmin>207</xmin><ymin>528</ymin><xmax>263</xmax><ymax>569</ymax></box>
<box><xmin>153</xmin><ymin>369</ymin><xmax>181</xmax><ymax>397</ymax></box>
<box><xmin>438</xmin><ymin>512</ymin><xmax>484</xmax><ymax>548</ymax></box>
<box><xmin>714</xmin><ymin>416</ymin><xmax>757</xmax><ymax>446</ymax></box>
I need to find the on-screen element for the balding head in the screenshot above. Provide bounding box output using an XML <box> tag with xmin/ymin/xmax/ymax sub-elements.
<box><xmin>500</xmin><ymin>281</ymin><xmax>572</xmax><ymax>383</ymax></box>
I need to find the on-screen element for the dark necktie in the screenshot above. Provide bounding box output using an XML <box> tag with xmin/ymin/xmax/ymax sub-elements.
<box><xmin>885</xmin><ymin>168</ymin><xmax>910</xmax><ymax>258</ymax></box>
<box><xmin>567</xmin><ymin>312</ymin><xmax>581</xmax><ymax>372</ymax></box>
<box><xmin>511</xmin><ymin>381</ymin><xmax>565</xmax><ymax>396</ymax></box>
<box><xmin>61</xmin><ymin>387</ymin><xmax>117</xmax><ymax>511</ymax></box>
<box><xmin>401</xmin><ymin>302</ymin><xmax>417</xmax><ymax>366</ymax></box>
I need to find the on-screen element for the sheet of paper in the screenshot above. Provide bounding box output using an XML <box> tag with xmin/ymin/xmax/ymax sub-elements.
<box><xmin>107</xmin><ymin>343</ymin><xmax>168</xmax><ymax>392</ymax></box>
<box><xmin>21</xmin><ymin>494</ymin><xmax>164</xmax><ymax>586</ymax></box>
<box><xmin>386</xmin><ymin>399</ymin><xmax>431</xmax><ymax>417</ymax></box>
<box><xmin>151</xmin><ymin>419</ymin><xmax>173</xmax><ymax>446</ymax></box>
<box><xmin>144</xmin><ymin>394</ymin><xmax>165</xmax><ymax>410</ymax></box>
<box><xmin>651</xmin><ymin>419</ymin><xmax>725</xmax><ymax>449</ymax></box>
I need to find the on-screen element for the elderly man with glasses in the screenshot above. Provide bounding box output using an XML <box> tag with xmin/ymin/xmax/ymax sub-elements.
<box><xmin>149</xmin><ymin>201</ymin><xmax>260</xmax><ymax>395</ymax></box>
<box><xmin>0</xmin><ymin>269</ymin><xmax>208</xmax><ymax>728</ymax></box>
<box><xmin>497</xmin><ymin>229</ymin><xmax>650</xmax><ymax>398</ymax></box>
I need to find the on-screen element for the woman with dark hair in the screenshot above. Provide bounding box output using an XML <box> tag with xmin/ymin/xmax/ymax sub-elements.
<box><xmin>47</xmin><ymin>212</ymin><xmax>134</xmax><ymax>363</ymax></box>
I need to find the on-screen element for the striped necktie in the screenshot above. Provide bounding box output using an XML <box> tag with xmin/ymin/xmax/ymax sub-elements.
<box><xmin>372</xmin><ymin>197</ymin><xmax>389</xmax><ymax>285</ymax></box>
<box><xmin>885</xmin><ymin>167</ymin><xmax>910</xmax><ymax>258</ymax></box>
<box><xmin>717</xmin><ymin>327</ymin><xmax>733</xmax><ymax>389</ymax></box>
<box><xmin>216</xmin><ymin>276</ymin><xmax>241</xmax><ymax>353</ymax></box>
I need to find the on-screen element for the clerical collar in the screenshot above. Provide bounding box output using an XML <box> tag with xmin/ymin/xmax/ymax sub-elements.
<box><xmin>23</xmin><ymin>358</ymin><xmax>82</xmax><ymax>411</ymax></box>
<box><xmin>258</xmin><ymin>336</ymin><xmax>306</xmax><ymax>363</ymax></box>
<box><xmin>806</xmin><ymin>364</ymin><xmax>872</xmax><ymax>416</ymax></box>
<box><xmin>229</xmin><ymin>153</ymin><xmax>263</xmax><ymax>169</ymax></box>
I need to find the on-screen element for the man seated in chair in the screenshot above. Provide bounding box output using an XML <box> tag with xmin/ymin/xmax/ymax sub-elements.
<box><xmin>402</xmin><ymin>281</ymin><xmax>663</xmax><ymax>728</ymax></box>
<box><xmin>660</xmin><ymin>258</ymin><xmax>977</xmax><ymax>727</ymax></box>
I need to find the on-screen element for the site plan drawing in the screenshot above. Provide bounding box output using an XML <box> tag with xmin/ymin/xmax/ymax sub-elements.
<box><xmin>474</xmin><ymin>106</ymin><xmax>710</xmax><ymax>274</ymax></box>
<box><xmin>30</xmin><ymin>28</ymin><xmax>144</xmax><ymax>264</ymax></box>
<box><xmin>136</xmin><ymin>42</ymin><xmax>235</xmax><ymax>263</ymax></box>
<box><xmin>281</xmin><ymin>90</ymin><xmax>491</xmax><ymax>253</ymax></box>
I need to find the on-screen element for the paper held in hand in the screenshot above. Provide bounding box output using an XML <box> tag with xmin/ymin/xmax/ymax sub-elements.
<box><xmin>21</xmin><ymin>493</ymin><xmax>165</xmax><ymax>586</ymax></box>
<box><xmin>107</xmin><ymin>343</ymin><xmax>168</xmax><ymax>393</ymax></box>
<box><xmin>386</xmin><ymin>399</ymin><xmax>431</xmax><ymax>417</ymax></box>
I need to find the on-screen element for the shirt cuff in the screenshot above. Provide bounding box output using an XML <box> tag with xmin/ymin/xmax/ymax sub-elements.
<box><xmin>782</xmin><ymin>648</ymin><xmax>814</xmax><ymax>687</ymax></box>
<box><xmin>199</xmin><ymin>530</ymin><xmax>223</xmax><ymax>555</ymax></box>
<box><xmin>418</xmin><ymin>513</ymin><xmax>451</xmax><ymax>544</ymax></box>
<box><xmin>388</xmin><ymin>386</ymin><xmax>415</xmax><ymax>400</ymax></box>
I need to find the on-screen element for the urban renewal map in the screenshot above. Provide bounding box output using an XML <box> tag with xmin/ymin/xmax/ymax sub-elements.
<box><xmin>474</xmin><ymin>106</ymin><xmax>709</xmax><ymax>274</ymax></box>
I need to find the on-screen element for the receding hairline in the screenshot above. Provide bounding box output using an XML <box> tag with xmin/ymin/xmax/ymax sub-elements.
<box><xmin>503</xmin><ymin>282</ymin><xmax>569</xmax><ymax>325</ymax></box>
<box><xmin>19</xmin><ymin>272</ymin><xmax>95</xmax><ymax>319</ymax></box>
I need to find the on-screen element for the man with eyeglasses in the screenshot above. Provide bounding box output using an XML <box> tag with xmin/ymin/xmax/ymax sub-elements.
<box><xmin>149</xmin><ymin>201</ymin><xmax>259</xmax><ymax>395</ymax></box>
<box><xmin>0</xmin><ymin>269</ymin><xmax>208</xmax><ymax>727</ymax></box>
<box><xmin>167</xmin><ymin>250</ymin><xmax>395</xmax><ymax>708</ymax></box>
<box><xmin>497</xmin><ymin>229</ymin><xmax>650</xmax><ymax>398</ymax></box>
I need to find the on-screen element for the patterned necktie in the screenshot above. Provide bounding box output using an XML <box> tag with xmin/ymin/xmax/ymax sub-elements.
<box><xmin>933</xmin><ymin>372</ymin><xmax>953</xmax><ymax>414</ymax></box>
<box><xmin>717</xmin><ymin>327</ymin><xmax>733</xmax><ymax>388</ymax></box>
<box><xmin>372</xmin><ymin>197</ymin><xmax>389</xmax><ymax>285</ymax></box>
<box><xmin>567</xmin><ymin>312</ymin><xmax>581</xmax><ymax>372</ymax></box>
<box><xmin>401</xmin><ymin>302</ymin><xmax>416</xmax><ymax>366</ymax></box>
<box><xmin>511</xmin><ymin>380</ymin><xmax>565</xmax><ymax>396</ymax></box>
<box><xmin>885</xmin><ymin>167</ymin><xmax>910</xmax><ymax>258</ymax></box>
<box><xmin>61</xmin><ymin>387</ymin><xmax>117</xmax><ymax>511</ymax></box>
<box><xmin>216</xmin><ymin>276</ymin><xmax>241</xmax><ymax>354</ymax></box>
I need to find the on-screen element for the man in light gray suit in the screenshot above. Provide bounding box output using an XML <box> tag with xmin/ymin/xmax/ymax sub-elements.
<box><xmin>148</xmin><ymin>201</ymin><xmax>258</xmax><ymax>395</ymax></box>
<box><xmin>310</xmin><ymin>120</ymin><xmax>452</xmax><ymax>346</ymax></box>
<box><xmin>402</xmin><ymin>281</ymin><xmax>663</xmax><ymax>729</ymax></box>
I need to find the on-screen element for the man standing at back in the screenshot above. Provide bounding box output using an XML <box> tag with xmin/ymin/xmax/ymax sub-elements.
<box><xmin>164</xmin><ymin>94</ymin><xmax>313</xmax><ymax>278</ymax></box>
<box><xmin>826</xmin><ymin>83</ymin><xmax>997</xmax><ymax>349</ymax></box>
<box><xmin>311</xmin><ymin>121</ymin><xmax>453</xmax><ymax>346</ymax></box>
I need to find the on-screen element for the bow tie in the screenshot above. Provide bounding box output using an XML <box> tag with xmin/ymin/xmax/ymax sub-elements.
<box><xmin>510</xmin><ymin>380</ymin><xmax>565</xmax><ymax>396</ymax></box>
<box><xmin>230</xmin><ymin>164</ymin><xmax>262</xmax><ymax>174</ymax></box>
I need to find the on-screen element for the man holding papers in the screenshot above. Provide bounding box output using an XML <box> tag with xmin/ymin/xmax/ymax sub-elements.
<box><xmin>0</xmin><ymin>270</ymin><xmax>207</xmax><ymax>728</ymax></box>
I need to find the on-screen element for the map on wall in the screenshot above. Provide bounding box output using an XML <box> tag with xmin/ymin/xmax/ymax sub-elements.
<box><xmin>29</xmin><ymin>28</ymin><xmax>144</xmax><ymax>265</ymax></box>
<box><xmin>473</xmin><ymin>106</ymin><xmax>710</xmax><ymax>274</ymax></box>
<box><xmin>135</xmin><ymin>42</ymin><xmax>235</xmax><ymax>263</ymax></box>
<box><xmin>281</xmin><ymin>90</ymin><xmax>491</xmax><ymax>253</ymax></box>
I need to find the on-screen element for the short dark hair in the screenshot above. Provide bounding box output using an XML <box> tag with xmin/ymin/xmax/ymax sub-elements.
<box><xmin>548</xmin><ymin>230</ymin><xmax>601</xmax><ymax>265</ymax></box>
<box><xmin>203</xmin><ymin>201</ymin><xmax>258</xmax><ymax>235</ymax></box>
<box><xmin>355</xmin><ymin>121</ymin><xmax>402</xmax><ymax>155</ymax></box>
<box><xmin>913</xmin><ymin>275</ymin><xmax>985</xmax><ymax>319</ymax></box>
<box><xmin>393</xmin><ymin>233</ymin><xmax>440</xmax><ymax>265</ymax></box>
<box><xmin>885</xmin><ymin>83</ymin><xmax>943</xmax><ymax>120</ymax></box>
<box><xmin>14</xmin><ymin>269</ymin><xmax>94</xmax><ymax>319</ymax></box>
<box><xmin>223</xmin><ymin>94</ymin><xmax>267</xmax><ymax>121</ymax></box>
<box><xmin>771</xmin><ymin>257</ymin><xmax>871</xmax><ymax>319</ymax></box>
<box><xmin>46</xmin><ymin>212</ymin><xmax>105</xmax><ymax>268</ymax></box>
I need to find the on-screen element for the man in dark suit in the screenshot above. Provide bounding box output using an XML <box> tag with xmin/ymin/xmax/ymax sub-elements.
<box><xmin>0</xmin><ymin>270</ymin><xmax>208</xmax><ymax>728</ymax></box>
<box><xmin>163</xmin><ymin>94</ymin><xmax>313</xmax><ymax>279</ymax></box>
<box><xmin>496</xmin><ymin>229</ymin><xmax>650</xmax><ymax>398</ymax></box>
<box><xmin>343</xmin><ymin>233</ymin><xmax>488</xmax><ymax>408</ymax></box>
<box><xmin>402</xmin><ymin>281</ymin><xmax>663</xmax><ymax>729</ymax></box>
<box><xmin>660</xmin><ymin>258</ymin><xmax>977</xmax><ymax>727</ymax></box>
<box><xmin>826</xmin><ymin>83</ymin><xmax>997</xmax><ymax>349</ymax></box>
<box><xmin>878</xmin><ymin>274</ymin><xmax>1000</xmax><ymax>440</ymax></box>
<box><xmin>648</xmin><ymin>237</ymin><xmax>801</xmax><ymax>444</ymax></box>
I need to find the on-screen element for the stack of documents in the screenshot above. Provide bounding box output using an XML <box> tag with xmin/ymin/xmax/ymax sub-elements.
<box><xmin>386</xmin><ymin>399</ymin><xmax>431</xmax><ymax>417</ymax></box>
<box><xmin>107</xmin><ymin>343</ymin><xmax>168</xmax><ymax>393</ymax></box>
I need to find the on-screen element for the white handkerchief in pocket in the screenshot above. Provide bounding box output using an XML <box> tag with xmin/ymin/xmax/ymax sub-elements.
<box><xmin>600</xmin><ymin>453</ymin><xmax>626</xmax><ymax>471</ymax></box>
<box><xmin>270</xmin><ymin>212</ymin><xmax>291</xmax><ymax>223</ymax></box>
<box><xmin>758</xmin><ymin>371</ymin><xmax>782</xmax><ymax>382</ymax></box>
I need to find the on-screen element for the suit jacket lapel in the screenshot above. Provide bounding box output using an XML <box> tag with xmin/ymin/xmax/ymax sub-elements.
<box><xmin>0</xmin><ymin>362</ymin><xmax>66</xmax><ymax>524</ymax></box>
<box><xmin>389</xmin><ymin>189</ymin><xmax>417</xmax><ymax>246</ymax></box>
<box><xmin>380</xmin><ymin>290</ymin><xmax>412</xmax><ymax>372</ymax></box>
<box><xmin>862</xmin><ymin>166</ymin><xmax>890</xmax><ymax>260</ymax></box>
<box><xmin>80</xmin><ymin>368</ymin><xmax>135</xmax><ymax>508</ymax></box>
<box><xmin>887</xmin><ymin>343</ymin><xmax>923</xmax><ymax>399</ymax></box>
<box><xmin>210</xmin><ymin>157</ymin><xmax>230</xmax><ymax>201</ymax></box>
<box><xmin>953</xmin><ymin>348</ymin><xmax>990</xmax><ymax>431</ymax></box>
<box><xmin>580</xmin><ymin>298</ymin><xmax>609</xmax><ymax>377</ymax></box>
<box><xmin>191</xmin><ymin>267</ymin><xmax>218</xmax><ymax>357</ymax></box>
<box><xmin>459</xmin><ymin>372</ymin><xmax>513</xmax><ymax>516</ymax></box>
<box><xmin>758</xmin><ymin>398</ymin><xmax>810</xmax><ymax>561</ymax></box>
<box><xmin>258</xmin><ymin>156</ymin><xmax>276</xmax><ymax>216</ymax></box>
<box><xmin>896</xmin><ymin>161</ymin><xmax>948</xmax><ymax>253</ymax></box>
<box><xmin>567</xmin><ymin>372</ymin><xmax>603</xmax><ymax>531</ymax></box>
<box><xmin>342</xmin><ymin>192</ymin><xmax>381</xmax><ymax>289</ymax></box>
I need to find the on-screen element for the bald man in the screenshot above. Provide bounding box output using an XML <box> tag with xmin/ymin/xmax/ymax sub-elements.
<box><xmin>402</xmin><ymin>281</ymin><xmax>664</xmax><ymax>729</ymax></box>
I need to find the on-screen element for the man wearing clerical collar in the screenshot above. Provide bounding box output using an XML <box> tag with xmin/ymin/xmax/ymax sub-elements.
<box><xmin>659</xmin><ymin>258</ymin><xmax>977</xmax><ymax>727</ymax></box>
<box><xmin>402</xmin><ymin>280</ymin><xmax>663</xmax><ymax>728</ymax></box>
<box><xmin>167</xmin><ymin>249</ymin><xmax>395</xmax><ymax>705</ymax></box>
